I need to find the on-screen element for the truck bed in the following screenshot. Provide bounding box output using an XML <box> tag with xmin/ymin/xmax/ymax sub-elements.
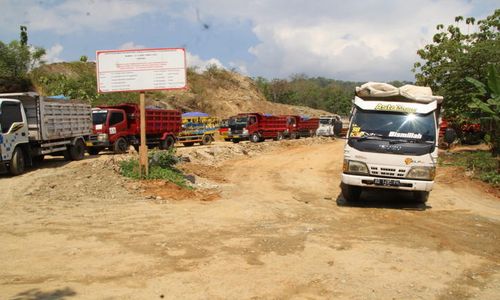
<box><xmin>1</xmin><ymin>93</ymin><xmax>92</xmax><ymax>141</ymax></box>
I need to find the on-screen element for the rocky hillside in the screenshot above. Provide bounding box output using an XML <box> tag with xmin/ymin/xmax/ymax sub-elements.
<box><xmin>29</xmin><ymin>62</ymin><xmax>330</xmax><ymax>118</ymax></box>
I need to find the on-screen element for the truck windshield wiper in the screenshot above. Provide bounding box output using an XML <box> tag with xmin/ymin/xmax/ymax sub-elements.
<box><xmin>356</xmin><ymin>134</ymin><xmax>385</xmax><ymax>141</ymax></box>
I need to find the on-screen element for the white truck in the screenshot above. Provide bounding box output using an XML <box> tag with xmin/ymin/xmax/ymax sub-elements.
<box><xmin>316</xmin><ymin>115</ymin><xmax>343</xmax><ymax>137</ymax></box>
<box><xmin>0</xmin><ymin>92</ymin><xmax>92</xmax><ymax>175</ymax></box>
<box><xmin>341</xmin><ymin>82</ymin><xmax>443</xmax><ymax>203</ymax></box>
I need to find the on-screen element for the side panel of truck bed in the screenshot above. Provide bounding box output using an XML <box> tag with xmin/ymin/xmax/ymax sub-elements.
<box><xmin>39</xmin><ymin>99</ymin><xmax>92</xmax><ymax>140</ymax></box>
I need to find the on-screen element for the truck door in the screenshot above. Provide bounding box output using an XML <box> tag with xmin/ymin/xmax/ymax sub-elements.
<box><xmin>248</xmin><ymin>115</ymin><xmax>258</xmax><ymax>132</ymax></box>
<box><xmin>0</xmin><ymin>101</ymin><xmax>29</xmax><ymax>161</ymax></box>
<box><xmin>107</xmin><ymin>111</ymin><xmax>127</xmax><ymax>142</ymax></box>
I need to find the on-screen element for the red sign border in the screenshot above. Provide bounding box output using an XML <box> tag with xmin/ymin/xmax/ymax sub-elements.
<box><xmin>96</xmin><ymin>47</ymin><xmax>187</xmax><ymax>93</ymax></box>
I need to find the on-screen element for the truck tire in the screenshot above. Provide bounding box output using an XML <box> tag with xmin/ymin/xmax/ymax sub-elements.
<box><xmin>160</xmin><ymin>136</ymin><xmax>175</xmax><ymax>150</ymax></box>
<box><xmin>290</xmin><ymin>132</ymin><xmax>297</xmax><ymax>139</ymax></box>
<box><xmin>232</xmin><ymin>139</ymin><xmax>240</xmax><ymax>143</ymax></box>
<box><xmin>113</xmin><ymin>137</ymin><xmax>128</xmax><ymax>154</ymax></box>
<box><xmin>69</xmin><ymin>139</ymin><xmax>86</xmax><ymax>160</ymax></box>
<box><xmin>201</xmin><ymin>134</ymin><xmax>212</xmax><ymax>145</ymax></box>
<box><xmin>250</xmin><ymin>133</ymin><xmax>260</xmax><ymax>143</ymax></box>
<box><xmin>183</xmin><ymin>142</ymin><xmax>195</xmax><ymax>147</ymax></box>
<box><xmin>341</xmin><ymin>183</ymin><xmax>362</xmax><ymax>202</ymax></box>
<box><xmin>413</xmin><ymin>191</ymin><xmax>429</xmax><ymax>204</ymax></box>
<box><xmin>9</xmin><ymin>147</ymin><xmax>26</xmax><ymax>175</ymax></box>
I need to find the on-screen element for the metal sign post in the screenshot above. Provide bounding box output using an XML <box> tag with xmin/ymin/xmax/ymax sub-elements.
<box><xmin>139</xmin><ymin>91</ymin><xmax>148</xmax><ymax>177</ymax></box>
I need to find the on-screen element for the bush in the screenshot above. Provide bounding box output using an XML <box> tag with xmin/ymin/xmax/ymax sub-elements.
<box><xmin>440</xmin><ymin>150</ymin><xmax>499</xmax><ymax>186</ymax></box>
<box><xmin>119</xmin><ymin>148</ymin><xmax>190</xmax><ymax>188</ymax></box>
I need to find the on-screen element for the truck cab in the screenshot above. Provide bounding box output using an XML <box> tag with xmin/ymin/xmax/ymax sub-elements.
<box><xmin>0</xmin><ymin>98</ymin><xmax>29</xmax><ymax>174</ymax></box>
<box><xmin>341</xmin><ymin>82</ymin><xmax>443</xmax><ymax>203</ymax></box>
<box><xmin>316</xmin><ymin>115</ymin><xmax>343</xmax><ymax>137</ymax></box>
<box><xmin>90</xmin><ymin>108</ymin><xmax>130</xmax><ymax>154</ymax></box>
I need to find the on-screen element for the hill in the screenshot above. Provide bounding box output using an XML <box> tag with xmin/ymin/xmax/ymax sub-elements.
<box><xmin>27</xmin><ymin>62</ymin><xmax>330</xmax><ymax>118</ymax></box>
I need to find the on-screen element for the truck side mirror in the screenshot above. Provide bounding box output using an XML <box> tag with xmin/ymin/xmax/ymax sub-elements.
<box><xmin>444</xmin><ymin>128</ymin><xmax>457</xmax><ymax>144</ymax></box>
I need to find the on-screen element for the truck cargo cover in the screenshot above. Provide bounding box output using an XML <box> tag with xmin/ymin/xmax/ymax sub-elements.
<box><xmin>355</xmin><ymin>82</ymin><xmax>443</xmax><ymax>104</ymax></box>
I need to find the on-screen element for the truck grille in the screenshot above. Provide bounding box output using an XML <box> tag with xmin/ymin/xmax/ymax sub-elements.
<box><xmin>369</xmin><ymin>166</ymin><xmax>407</xmax><ymax>178</ymax></box>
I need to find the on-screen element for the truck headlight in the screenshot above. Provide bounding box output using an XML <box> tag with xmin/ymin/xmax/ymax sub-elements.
<box><xmin>407</xmin><ymin>166</ymin><xmax>435</xmax><ymax>180</ymax></box>
<box><xmin>343</xmin><ymin>160</ymin><xmax>369</xmax><ymax>175</ymax></box>
<box><xmin>97</xmin><ymin>133</ymin><xmax>109</xmax><ymax>141</ymax></box>
<box><xmin>243</xmin><ymin>128</ymin><xmax>249</xmax><ymax>135</ymax></box>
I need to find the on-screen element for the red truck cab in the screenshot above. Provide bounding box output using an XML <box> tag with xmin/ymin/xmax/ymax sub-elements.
<box><xmin>88</xmin><ymin>104</ymin><xmax>181</xmax><ymax>155</ymax></box>
<box><xmin>227</xmin><ymin>113</ymin><xmax>288</xmax><ymax>143</ymax></box>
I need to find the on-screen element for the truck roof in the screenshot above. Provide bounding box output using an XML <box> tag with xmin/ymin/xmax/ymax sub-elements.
<box><xmin>355</xmin><ymin>82</ymin><xmax>443</xmax><ymax>104</ymax></box>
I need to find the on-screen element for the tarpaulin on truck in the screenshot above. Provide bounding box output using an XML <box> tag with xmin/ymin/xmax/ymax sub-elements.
<box><xmin>355</xmin><ymin>82</ymin><xmax>443</xmax><ymax>104</ymax></box>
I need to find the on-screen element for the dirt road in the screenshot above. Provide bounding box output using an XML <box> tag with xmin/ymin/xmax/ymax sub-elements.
<box><xmin>1</xmin><ymin>139</ymin><xmax>499</xmax><ymax>299</ymax></box>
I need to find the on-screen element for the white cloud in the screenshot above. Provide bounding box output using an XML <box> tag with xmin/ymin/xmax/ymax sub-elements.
<box><xmin>1</xmin><ymin>0</ymin><xmax>162</xmax><ymax>34</ymax></box>
<box><xmin>176</xmin><ymin>0</ymin><xmax>477</xmax><ymax>81</ymax></box>
<box><xmin>118</xmin><ymin>42</ymin><xmax>146</xmax><ymax>50</ymax></box>
<box><xmin>43</xmin><ymin>43</ymin><xmax>64</xmax><ymax>63</ymax></box>
<box><xmin>186</xmin><ymin>51</ymin><xmax>225</xmax><ymax>72</ymax></box>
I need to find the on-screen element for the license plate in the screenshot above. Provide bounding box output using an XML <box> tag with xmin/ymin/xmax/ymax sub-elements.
<box><xmin>373</xmin><ymin>178</ymin><xmax>401</xmax><ymax>186</ymax></box>
<box><xmin>85</xmin><ymin>142</ymin><xmax>93</xmax><ymax>146</ymax></box>
<box><xmin>232</xmin><ymin>135</ymin><xmax>239</xmax><ymax>138</ymax></box>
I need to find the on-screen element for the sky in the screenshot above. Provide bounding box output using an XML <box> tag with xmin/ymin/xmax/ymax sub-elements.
<box><xmin>0</xmin><ymin>0</ymin><xmax>498</xmax><ymax>82</ymax></box>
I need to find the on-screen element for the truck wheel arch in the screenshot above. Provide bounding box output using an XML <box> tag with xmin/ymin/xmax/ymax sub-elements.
<box><xmin>160</xmin><ymin>135</ymin><xmax>176</xmax><ymax>150</ymax></box>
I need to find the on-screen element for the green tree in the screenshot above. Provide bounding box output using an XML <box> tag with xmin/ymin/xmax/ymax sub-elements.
<box><xmin>0</xmin><ymin>26</ymin><xmax>45</xmax><ymax>81</ymax></box>
<box><xmin>467</xmin><ymin>65</ymin><xmax>500</xmax><ymax>156</ymax></box>
<box><xmin>413</xmin><ymin>9</ymin><xmax>500</xmax><ymax>127</ymax></box>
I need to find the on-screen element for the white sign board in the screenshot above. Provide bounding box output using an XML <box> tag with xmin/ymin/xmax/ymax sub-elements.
<box><xmin>96</xmin><ymin>48</ymin><xmax>186</xmax><ymax>93</ymax></box>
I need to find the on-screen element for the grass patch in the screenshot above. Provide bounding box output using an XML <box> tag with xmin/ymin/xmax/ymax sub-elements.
<box><xmin>119</xmin><ymin>149</ymin><xmax>191</xmax><ymax>189</ymax></box>
<box><xmin>439</xmin><ymin>150</ymin><xmax>500</xmax><ymax>186</ymax></box>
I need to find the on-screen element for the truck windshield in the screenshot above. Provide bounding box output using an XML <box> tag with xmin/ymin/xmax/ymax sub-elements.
<box><xmin>92</xmin><ymin>111</ymin><xmax>108</xmax><ymax>125</ymax></box>
<box><xmin>229</xmin><ymin>117</ymin><xmax>248</xmax><ymax>125</ymax></box>
<box><xmin>319</xmin><ymin>119</ymin><xmax>331</xmax><ymax>125</ymax></box>
<box><xmin>349</xmin><ymin>109</ymin><xmax>436</xmax><ymax>142</ymax></box>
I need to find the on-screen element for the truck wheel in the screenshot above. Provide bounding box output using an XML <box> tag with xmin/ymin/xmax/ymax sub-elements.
<box><xmin>113</xmin><ymin>137</ymin><xmax>128</xmax><ymax>154</ymax></box>
<box><xmin>160</xmin><ymin>136</ymin><xmax>175</xmax><ymax>150</ymax></box>
<box><xmin>250</xmin><ymin>133</ymin><xmax>260</xmax><ymax>143</ymax></box>
<box><xmin>9</xmin><ymin>147</ymin><xmax>26</xmax><ymax>175</ymax></box>
<box><xmin>201</xmin><ymin>134</ymin><xmax>212</xmax><ymax>145</ymax></box>
<box><xmin>341</xmin><ymin>183</ymin><xmax>362</xmax><ymax>202</ymax></box>
<box><xmin>183</xmin><ymin>142</ymin><xmax>195</xmax><ymax>147</ymax></box>
<box><xmin>290</xmin><ymin>132</ymin><xmax>297</xmax><ymax>139</ymax></box>
<box><xmin>69</xmin><ymin>139</ymin><xmax>86</xmax><ymax>160</ymax></box>
<box><xmin>88</xmin><ymin>148</ymin><xmax>101</xmax><ymax>155</ymax></box>
<box><xmin>413</xmin><ymin>191</ymin><xmax>429</xmax><ymax>203</ymax></box>
<box><xmin>232</xmin><ymin>139</ymin><xmax>240</xmax><ymax>143</ymax></box>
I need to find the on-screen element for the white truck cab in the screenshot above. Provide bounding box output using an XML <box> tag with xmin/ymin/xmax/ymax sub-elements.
<box><xmin>316</xmin><ymin>115</ymin><xmax>343</xmax><ymax>137</ymax></box>
<box><xmin>341</xmin><ymin>82</ymin><xmax>443</xmax><ymax>203</ymax></box>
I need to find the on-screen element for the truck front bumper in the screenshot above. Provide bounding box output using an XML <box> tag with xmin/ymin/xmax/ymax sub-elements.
<box><xmin>341</xmin><ymin>173</ymin><xmax>434</xmax><ymax>192</ymax></box>
<box><xmin>86</xmin><ymin>141</ymin><xmax>110</xmax><ymax>148</ymax></box>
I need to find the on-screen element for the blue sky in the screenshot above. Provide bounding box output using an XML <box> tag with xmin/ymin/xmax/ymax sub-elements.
<box><xmin>0</xmin><ymin>0</ymin><xmax>498</xmax><ymax>81</ymax></box>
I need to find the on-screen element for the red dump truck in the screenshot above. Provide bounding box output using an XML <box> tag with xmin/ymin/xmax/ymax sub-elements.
<box><xmin>285</xmin><ymin>115</ymin><xmax>319</xmax><ymax>139</ymax></box>
<box><xmin>87</xmin><ymin>104</ymin><xmax>182</xmax><ymax>154</ymax></box>
<box><xmin>227</xmin><ymin>113</ymin><xmax>288</xmax><ymax>143</ymax></box>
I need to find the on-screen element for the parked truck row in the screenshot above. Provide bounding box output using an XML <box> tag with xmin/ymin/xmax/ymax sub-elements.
<box><xmin>0</xmin><ymin>92</ymin><xmax>338</xmax><ymax>175</ymax></box>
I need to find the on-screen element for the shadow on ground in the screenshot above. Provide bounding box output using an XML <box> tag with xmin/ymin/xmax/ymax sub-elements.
<box><xmin>10</xmin><ymin>287</ymin><xmax>76</xmax><ymax>300</ymax></box>
<box><xmin>336</xmin><ymin>188</ymin><xmax>431</xmax><ymax>211</ymax></box>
